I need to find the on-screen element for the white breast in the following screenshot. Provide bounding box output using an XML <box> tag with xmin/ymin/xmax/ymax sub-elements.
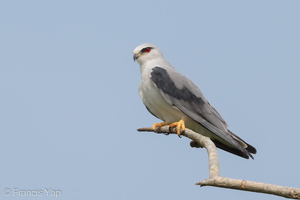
<box><xmin>139</xmin><ymin>66</ymin><xmax>186</xmax><ymax>123</ymax></box>
<box><xmin>138</xmin><ymin>65</ymin><xmax>215</xmax><ymax>138</ymax></box>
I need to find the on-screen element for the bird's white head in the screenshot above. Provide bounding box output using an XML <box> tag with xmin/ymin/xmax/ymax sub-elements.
<box><xmin>133</xmin><ymin>43</ymin><xmax>164</xmax><ymax>65</ymax></box>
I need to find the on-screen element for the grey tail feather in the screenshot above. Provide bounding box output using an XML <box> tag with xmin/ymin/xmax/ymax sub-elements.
<box><xmin>245</xmin><ymin>143</ymin><xmax>257</xmax><ymax>154</ymax></box>
<box><xmin>212</xmin><ymin>139</ymin><xmax>255</xmax><ymax>159</ymax></box>
<box><xmin>228</xmin><ymin>130</ymin><xmax>257</xmax><ymax>154</ymax></box>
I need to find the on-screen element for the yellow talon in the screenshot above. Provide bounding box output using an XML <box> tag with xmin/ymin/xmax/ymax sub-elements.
<box><xmin>169</xmin><ymin>119</ymin><xmax>185</xmax><ymax>136</ymax></box>
<box><xmin>152</xmin><ymin>122</ymin><xmax>171</xmax><ymax>130</ymax></box>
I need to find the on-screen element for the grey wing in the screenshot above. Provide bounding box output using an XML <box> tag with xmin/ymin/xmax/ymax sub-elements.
<box><xmin>150</xmin><ymin>66</ymin><xmax>243</xmax><ymax>149</ymax></box>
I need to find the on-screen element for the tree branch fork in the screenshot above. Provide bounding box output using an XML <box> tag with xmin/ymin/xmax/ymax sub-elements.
<box><xmin>137</xmin><ymin>126</ymin><xmax>300</xmax><ymax>199</ymax></box>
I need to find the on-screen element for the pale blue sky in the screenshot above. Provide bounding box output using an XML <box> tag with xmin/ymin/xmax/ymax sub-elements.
<box><xmin>1</xmin><ymin>1</ymin><xmax>299</xmax><ymax>200</ymax></box>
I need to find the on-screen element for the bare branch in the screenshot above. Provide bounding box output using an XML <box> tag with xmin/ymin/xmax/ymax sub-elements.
<box><xmin>197</xmin><ymin>177</ymin><xmax>300</xmax><ymax>199</ymax></box>
<box><xmin>137</xmin><ymin>126</ymin><xmax>220</xmax><ymax>178</ymax></box>
<box><xmin>137</xmin><ymin>126</ymin><xmax>300</xmax><ymax>199</ymax></box>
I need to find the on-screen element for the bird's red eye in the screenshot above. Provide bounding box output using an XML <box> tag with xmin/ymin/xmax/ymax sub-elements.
<box><xmin>141</xmin><ymin>47</ymin><xmax>152</xmax><ymax>53</ymax></box>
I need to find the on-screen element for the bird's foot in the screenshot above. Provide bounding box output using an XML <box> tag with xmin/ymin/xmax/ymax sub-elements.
<box><xmin>152</xmin><ymin>122</ymin><xmax>171</xmax><ymax>132</ymax></box>
<box><xmin>169</xmin><ymin>119</ymin><xmax>185</xmax><ymax>137</ymax></box>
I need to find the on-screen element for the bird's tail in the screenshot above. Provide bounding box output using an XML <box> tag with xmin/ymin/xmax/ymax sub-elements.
<box><xmin>228</xmin><ymin>130</ymin><xmax>257</xmax><ymax>154</ymax></box>
<box><xmin>190</xmin><ymin>133</ymin><xmax>256</xmax><ymax>159</ymax></box>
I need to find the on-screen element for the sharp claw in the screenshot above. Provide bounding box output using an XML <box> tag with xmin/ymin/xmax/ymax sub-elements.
<box><xmin>152</xmin><ymin>122</ymin><xmax>171</xmax><ymax>131</ymax></box>
<box><xmin>169</xmin><ymin>119</ymin><xmax>185</xmax><ymax>137</ymax></box>
<box><xmin>152</xmin><ymin>120</ymin><xmax>185</xmax><ymax>136</ymax></box>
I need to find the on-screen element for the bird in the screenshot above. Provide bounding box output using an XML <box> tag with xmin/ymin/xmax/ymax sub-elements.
<box><xmin>133</xmin><ymin>43</ymin><xmax>257</xmax><ymax>159</ymax></box>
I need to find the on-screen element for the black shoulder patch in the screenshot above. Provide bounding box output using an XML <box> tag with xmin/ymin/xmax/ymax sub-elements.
<box><xmin>150</xmin><ymin>67</ymin><xmax>205</xmax><ymax>105</ymax></box>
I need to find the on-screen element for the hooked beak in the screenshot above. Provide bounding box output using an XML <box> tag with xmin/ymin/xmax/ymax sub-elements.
<box><xmin>133</xmin><ymin>53</ymin><xmax>139</xmax><ymax>61</ymax></box>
